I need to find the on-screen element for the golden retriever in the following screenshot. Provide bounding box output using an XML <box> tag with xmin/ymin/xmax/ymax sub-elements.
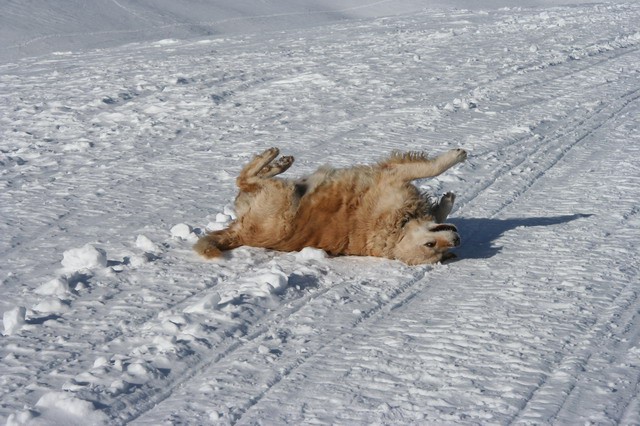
<box><xmin>194</xmin><ymin>147</ymin><xmax>467</xmax><ymax>264</ymax></box>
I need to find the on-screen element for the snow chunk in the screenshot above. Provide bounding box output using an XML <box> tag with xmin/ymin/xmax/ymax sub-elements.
<box><xmin>294</xmin><ymin>247</ymin><xmax>328</xmax><ymax>261</ymax></box>
<box><xmin>254</xmin><ymin>269</ymin><xmax>289</xmax><ymax>295</ymax></box>
<box><xmin>206</xmin><ymin>222</ymin><xmax>226</xmax><ymax>231</ymax></box>
<box><xmin>61</xmin><ymin>245</ymin><xmax>107</xmax><ymax>271</ymax></box>
<box><xmin>223</xmin><ymin>204</ymin><xmax>237</xmax><ymax>219</ymax></box>
<box><xmin>93</xmin><ymin>357</ymin><xmax>109</xmax><ymax>368</ymax></box>
<box><xmin>35</xmin><ymin>277</ymin><xmax>69</xmax><ymax>296</ymax></box>
<box><xmin>154</xmin><ymin>39</ymin><xmax>179</xmax><ymax>45</ymax></box>
<box><xmin>170</xmin><ymin>223</ymin><xmax>197</xmax><ymax>241</ymax></box>
<box><xmin>6</xmin><ymin>410</ymin><xmax>36</xmax><ymax>426</ymax></box>
<box><xmin>206</xmin><ymin>213</ymin><xmax>233</xmax><ymax>231</ymax></box>
<box><xmin>125</xmin><ymin>361</ymin><xmax>163</xmax><ymax>384</ymax></box>
<box><xmin>33</xmin><ymin>298</ymin><xmax>69</xmax><ymax>314</ymax></box>
<box><xmin>135</xmin><ymin>234</ymin><xmax>159</xmax><ymax>253</ymax></box>
<box><xmin>62</xmin><ymin>140</ymin><xmax>93</xmax><ymax>152</ymax></box>
<box><xmin>3</xmin><ymin>306</ymin><xmax>26</xmax><ymax>335</ymax></box>
<box><xmin>216</xmin><ymin>213</ymin><xmax>232</xmax><ymax>223</ymax></box>
<box><xmin>183</xmin><ymin>292</ymin><xmax>221</xmax><ymax>314</ymax></box>
<box><xmin>34</xmin><ymin>392</ymin><xmax>107</xmax><ymax>425</ymax></box>
<box><xmin>153</xmin><ymin>335</ymin><xmax>178</xmax><ymax>353</ymax></box>
<box><xmin>129</xmin><ymin>254</ymin><xmax>149</xmax><ymax>268</ymax></box>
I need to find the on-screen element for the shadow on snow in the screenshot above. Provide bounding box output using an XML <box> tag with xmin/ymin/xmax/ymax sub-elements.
<box><xmin>450</xmin><ymin>213</ymin><xmax>592</xmax><ymax>260</ymax></box>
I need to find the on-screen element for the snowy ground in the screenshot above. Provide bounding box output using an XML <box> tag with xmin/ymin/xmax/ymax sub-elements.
<box><xmin>2</xmin><ymin>1</ymin><xmax>640</xmax><ymax>425</ymax></box>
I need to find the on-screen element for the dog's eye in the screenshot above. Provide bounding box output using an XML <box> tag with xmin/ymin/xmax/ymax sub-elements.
<box><xmin>424</xmin><ymin>241</ymin><xmax>436</xmax><ymax>248</ymax></box>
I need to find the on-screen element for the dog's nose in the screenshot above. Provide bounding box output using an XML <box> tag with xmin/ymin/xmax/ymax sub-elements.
<box><xmin>453</xmin><ymin>234</ymin><xmax>461</xmax><ymax>247</ymax></box>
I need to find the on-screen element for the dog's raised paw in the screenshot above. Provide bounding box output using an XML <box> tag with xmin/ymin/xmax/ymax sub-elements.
<box><xmin>454</xmin><ymin>148</ymin><xmax>467</xmax><ymax>162</ymax></box>
<box><xmin>442</xmin><ymin>192</ymin><xmax>456</xmax><ymax>203</ymax></box>
<box><xmin>275</xmin><ymin>155</ymin><xmax>294</xmax><ymax>168</ymax></box>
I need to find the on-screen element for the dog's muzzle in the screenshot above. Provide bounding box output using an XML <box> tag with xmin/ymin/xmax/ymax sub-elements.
<box><xmin>429</xmin><ymin>224</ymin><xmax>460</xmax><ymax>247</ymax></box>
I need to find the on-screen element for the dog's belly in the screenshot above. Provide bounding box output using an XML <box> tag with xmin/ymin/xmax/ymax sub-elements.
<box><xmin>274</xmin><ymin>174</ymin><xmax>380</xmax><ymax>255</ymax></box>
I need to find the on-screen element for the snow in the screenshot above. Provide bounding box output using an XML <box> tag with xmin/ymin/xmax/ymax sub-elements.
<box><xmin>3</xmin><ymin>0</ymin><xmax>624</xmax><ymax>63</ymax></box>
<box><xmin>1</xmin><ymin>0</ymin><xmax>640</xmax><ymax>424</ymax></box>
<box><xmin>61</xmin><ymin>245</ymin><xmax>108</xmax><ymax>271</ymax></box>
<box><xmin>2</xmin><ymin>307</ymin><xmax>26</xmax><ymax>336</ymax></box>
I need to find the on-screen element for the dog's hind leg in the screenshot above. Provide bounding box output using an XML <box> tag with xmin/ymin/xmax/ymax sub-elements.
<box><xmin>240</xmin><ymin>147</ymin><xmax>280</xmax><ymax>178</ymax></box>
<box><xmin>382</xmin><ymin>149</ymin><xmax>467</xmax><ymax>182</ymax></box>
<box><xmin>237</xmin><ymin>147</ymin><xmax>281</xmax><ymax>192</ymax></box>
<box><xmin>432</xmin><ymin>192</ymin><xmax>456</xmax><ymax>223</ymax></box>
<box><xmin>193</xmin><ymin>228</ymin><xmax>241</xmax><ymax>259</ymax></box>
<box><xmin>257</xmin><ymin>155</ymin><xmax>294</xmax><ymax>178</ymax></box>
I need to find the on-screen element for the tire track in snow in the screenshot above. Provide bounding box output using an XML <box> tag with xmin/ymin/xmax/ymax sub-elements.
<box><xmin>462</xmin><ymin>91</ymin><xmax>640</xmax><ymax>423</ymax></box>
<box><xmin>454</xmin><ymin>63</ymin><xmax>640</xmax><ymax>221</ymax></box>
<box><xmin>111</xmin><ymin>232</ymin><xmax>439</xmax><ymax>423</ymax></box>
<box><xmin>226</xmin><ymin>266</ymin><xmax>436</xmax><ymax>424</ymax></box>
<box><xmin>109</xmin><ymin>0</ymin><xmax>157</xmax><ymax>23</ymax></box>
<box><xmin>506</xmin><ymin>98</ymin><xmax>640</xmax><ymax>424</ymax></box>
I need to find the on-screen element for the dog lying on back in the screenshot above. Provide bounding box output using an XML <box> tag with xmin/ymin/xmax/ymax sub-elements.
<box><xmin>194</xmin><ymin>147</ymin><xmax>467</xmax><ymax>265</ymax></box>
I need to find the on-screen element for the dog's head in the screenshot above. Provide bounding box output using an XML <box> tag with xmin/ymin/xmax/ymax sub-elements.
<box><xmin>393</xmin><ymin>219</ymin><xmax>460</xmax><ymax>265</ymax></box>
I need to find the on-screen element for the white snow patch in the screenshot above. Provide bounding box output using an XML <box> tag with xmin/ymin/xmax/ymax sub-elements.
<box><xmin>61</xmin><ymin>245</ymin><xmax>107</xmax><ymax>271</ymax></box>
<box><xmin>170</xmin><ymin>223</ymin><xmax>197</xmax><ymax>242</ymax></box>
<box><xmin>183</xmin><ymin>292</ymin><xmax>222</xmax><ymax>314</ymax></box>
<box><xmin>135</xmin><ymin>234</ymin><xmax>159</xmax><ymax>253</ymax></box>
<box><xmin>33</xmin><ymin>392</ymin><xmax>108</xmax><ymax>425</ymax></box>
<box><xmin>254</xmin><ymin>268</ymin><xmax>290</xmax><ymax>295</ymax></box>
<box><xmin>294</xmin><ymin>247</ymin><xmax>329</xmax><ymax>261</ymax></box>
<box><xmin>3</xmin><ymin>306</ymin><xmax>26</xmax><ymax>336</ymax></box>
<box><xmin>33</xmin><ymin>298</ymin><xmax>70</xmax><ymax>314</ymax></box>
<box><xmin>35</xmin><ymin>277</ymin><xmax>69</xmax><ymax>296</ymax></box>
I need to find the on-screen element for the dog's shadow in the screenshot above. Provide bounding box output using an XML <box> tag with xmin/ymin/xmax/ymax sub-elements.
<box><xmin>450</xmin><ymin>213</ymin><xmax>592</xmax><ymax>260</ymax></box>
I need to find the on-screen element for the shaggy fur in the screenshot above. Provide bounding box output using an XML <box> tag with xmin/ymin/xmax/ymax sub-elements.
<box><xmin>194</xmin><ymin>147</ymin><xmax>467</xmax><ymax>265</ymax></box>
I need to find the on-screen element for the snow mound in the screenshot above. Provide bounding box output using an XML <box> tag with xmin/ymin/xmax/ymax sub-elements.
<box><xmin>170</xmin><ymin>223</ymin><xmax>198</xmax><ymax>242</ymax></box>
<box><xmin>35</xmin><ymin>277</ymin><xmax>69</xmax><ymax>296</ymax></box>
<box><xmin>33</xmin><ymin>392</ymin><xmax>108</xmax><ymax>425</ymax></box>
<box><xmin>252</xmin><ymin>268</ymin><xmax>290</xmax><ymax>295</ymax></box>
<box><xmin>183</xmin><ymin>292</ymin><xmax>222</xmax><ymax>314</ymax></box>
<box><xmin>294</xmin><ymin>247</ymin><xmax>329</xmax><ymax>261</ymax></box>
<box><xmin>61</xmin><ymin>245</ymin><xmax>107</xmax><ymax>271</ymax></box>
<box><xmin>3</xmin><ymin>306</ymin><xmax>26</xmax><ymax>336</ymax></box>
<box><xmin>33</xmin><ymin>298</ymin><xmax>70</xmax><ymax>314</ymax></box>
<box><xmin>135</xmin><ymin>234</ymin><xmax>159</xmax><ymax>253</ymax></box>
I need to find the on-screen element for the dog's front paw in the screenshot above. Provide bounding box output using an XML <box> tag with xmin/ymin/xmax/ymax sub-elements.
<box><xmin>261</xmin><ymin>147</ymin><xmax>280</xmax><ymax>159</ymax></box>
<box><xmin>441</xmin><ymin>148</ymin><xmax>467</xmax><ymax>166</ymax></box>
<box><xmin>441</xmin><ymin>192</ymin><xmax>456</xmax><ymax>204</ymax></box>
<box><xmin>451</xmin><ymin>148</ymin><xmax>467</xmax><ymax>162</ymax></box>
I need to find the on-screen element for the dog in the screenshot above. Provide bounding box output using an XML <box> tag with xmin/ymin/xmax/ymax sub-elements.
<box><xmin>194</xmin><ymin>147</ymin><xmax>467</xmax><ymax>265</ymax></box>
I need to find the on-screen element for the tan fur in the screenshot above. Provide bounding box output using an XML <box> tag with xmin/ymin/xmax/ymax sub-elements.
<box><xmin>194</xmin><ymin>147</ymin><xmax>467</xmax><ymax>265</ymax></box>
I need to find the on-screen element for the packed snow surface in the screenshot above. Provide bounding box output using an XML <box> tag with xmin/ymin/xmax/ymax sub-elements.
<box><xmin>1</xmin><ymin>1</ymin><xmax>640</xmax><ymax>425</ymax></box>
<box><xmin>1</xmin><ymin>0</ymin><xmax>624</xmax><ymax>62</ymax></box>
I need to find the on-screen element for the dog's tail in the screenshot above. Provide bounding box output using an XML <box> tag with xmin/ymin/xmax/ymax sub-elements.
<box><xmin>193</xmin><ymin>229</ymin><xmax>241</xmax><ymax>259</ymax></box>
